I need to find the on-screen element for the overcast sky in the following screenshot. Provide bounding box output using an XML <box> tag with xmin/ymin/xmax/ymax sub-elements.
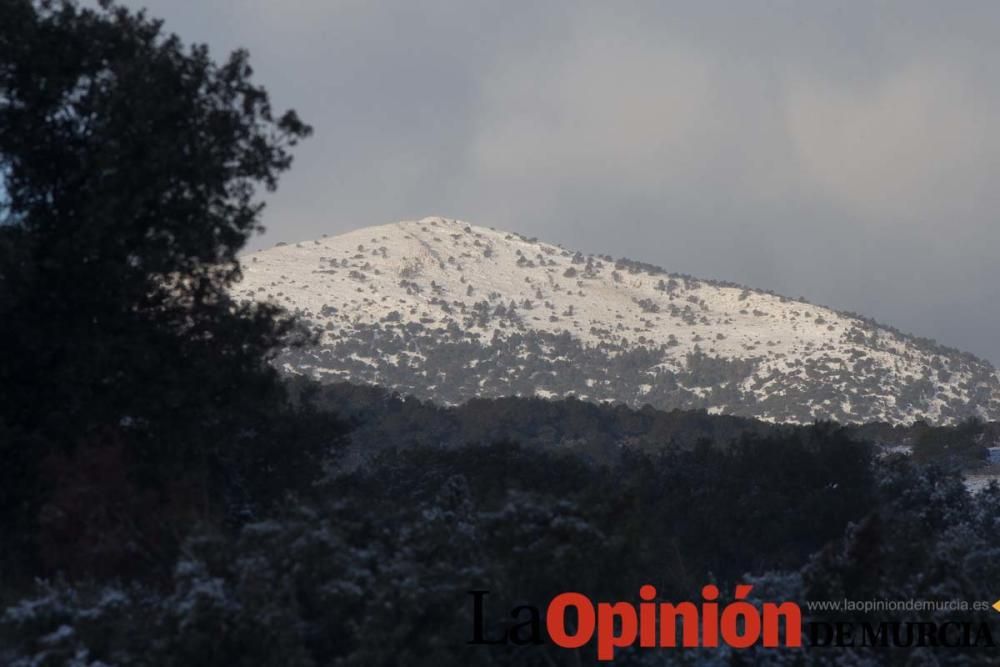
<box><xmin>118</xmin><ymin>1</ymin><xmax>1000</xmax><ymax>365</ymax></box>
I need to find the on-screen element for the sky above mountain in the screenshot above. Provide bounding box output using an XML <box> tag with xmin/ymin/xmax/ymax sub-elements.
<box><xmin>114</xmin><ymin>1</ymin><xmax>1000</xmax><ymax>364</ymax></box>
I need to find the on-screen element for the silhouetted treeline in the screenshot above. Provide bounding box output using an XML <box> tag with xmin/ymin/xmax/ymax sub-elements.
<box><xmin>294</xmin><ymin>380</ymin><xmax>1000</xmax><ymax>469</ymax></box>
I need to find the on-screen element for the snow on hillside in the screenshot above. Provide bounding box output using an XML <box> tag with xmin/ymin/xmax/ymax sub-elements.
<box><xmin>236</xmin><ymin>217</ymin><xmax>1000</xmax><ymax>424</ymax></box>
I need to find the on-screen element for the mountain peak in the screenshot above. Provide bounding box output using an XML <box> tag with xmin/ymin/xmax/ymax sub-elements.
<box><xmin>237</xmin><ymin>219</ymin><xmax>1000</xmax><ymax>425</ymax></box>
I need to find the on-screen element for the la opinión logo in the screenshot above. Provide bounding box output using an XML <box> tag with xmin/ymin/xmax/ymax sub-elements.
<box><xmin>469</xmin><ymin>584</ymin><xmax>801</xmax><ymax>661</ymax></box>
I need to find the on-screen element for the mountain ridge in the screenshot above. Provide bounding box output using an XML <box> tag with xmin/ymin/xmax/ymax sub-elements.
<box><xmin>236</xmin><ymin>217</ymin><xmax>1000</xmax><ymax>424</ymax></box>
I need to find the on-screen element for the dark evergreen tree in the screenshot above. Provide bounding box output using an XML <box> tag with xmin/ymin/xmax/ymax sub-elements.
<box><xmin>0</xmin><ymin>0</ymin><xmax>319</xmax><ymax>578</ymax></box>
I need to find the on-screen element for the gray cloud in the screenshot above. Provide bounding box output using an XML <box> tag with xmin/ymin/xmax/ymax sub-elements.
<box><xmin>119</xmin><ymin>1</ymin><xmax>1000</xmax><ymax>364</ymax></box>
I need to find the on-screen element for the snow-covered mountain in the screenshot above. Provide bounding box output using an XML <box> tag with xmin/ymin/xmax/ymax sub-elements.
<box><xmin>236</xmin><ymin>217</ymin><xmax>1000</xmax><ymax>424</ymax></box>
